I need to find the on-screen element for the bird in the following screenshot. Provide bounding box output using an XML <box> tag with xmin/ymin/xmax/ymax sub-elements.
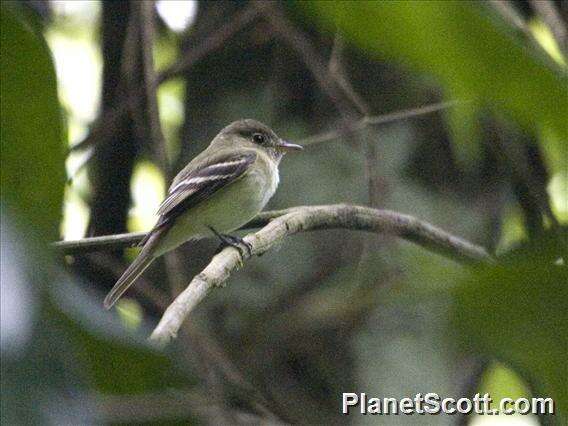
<box><xmin>103</xmin><ymin>119</ymin><xmax>302</xmax><ymax>309</ymax></box>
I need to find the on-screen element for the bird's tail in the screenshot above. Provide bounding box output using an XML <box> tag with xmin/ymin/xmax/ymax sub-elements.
<box><xmin>103</xmin><ymin>254</ymin><xmax>155</xmax><ymax>309</ymax></box>
<box><xmin>103</xmin><ymin>231</ymin><xmax>162</xmax><ymax>310</ymax></box>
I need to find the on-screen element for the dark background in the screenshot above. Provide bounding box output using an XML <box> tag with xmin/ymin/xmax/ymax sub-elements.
<box><xmin>1</xmin><ymin>1</ymin><xmax>567</xmax><ymax>425</ymax></box>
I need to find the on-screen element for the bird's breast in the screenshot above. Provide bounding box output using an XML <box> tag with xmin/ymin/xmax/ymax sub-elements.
<box><xmin>255</xmin><ymin>156</ymin><xmax>279</xmax><ymax>207</ymax></box>
<box><xmin>153</xmin><ymin>154</ymin><xmax>279</xmax><ymax>255</ymax></box>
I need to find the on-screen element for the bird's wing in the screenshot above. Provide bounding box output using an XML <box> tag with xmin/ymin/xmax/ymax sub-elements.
<box><xmin>155</xmin><ymin>151</ymin><xmax>257</xmax><ymax>226</ymax></box>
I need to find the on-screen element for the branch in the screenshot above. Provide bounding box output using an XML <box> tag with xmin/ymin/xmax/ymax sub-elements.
<box><xmin>254</xmin><ymin>1</ymin><xmax>361</xmax><ymax>119</ymax></box>
<box><xmin>54</xmin><ymin>231</ymin><xmax>148</xmax><ymax>254</ymax></box>
<box><xmin>138</xmin><ymin>0</ymin><xmax>169</xmax><ymax>176</ymax></box>
<box><xmin>147</xmin><ymin>204</ymin><xmax>493</xmax><ymax>346</ymax></box>
<box><xmin>328</xmin><ymin>34</ymin><xmax>372</xmax><ymax>117</ymax></box>
<box><xmin>157</xmin><ymin>5</ymin><xmax>262</xmax><ymax>83</ymax></box>
<box><xmin>69</xmin><ymin>5</ymin><xmax>261</xmax><ymax>154</ymax></box>
<box><xmin>52</xmin><ymin>210</ymin><xmax>282</xmax><ymax>254</ymax></box>
<box><xmin>298</xmin><ymin>100</ymin><xmax>463</xmax><ymax>146</ymax></box>
<box><xmin>326</xmin><ymin>34</ymin><xmax>380</xmax><ymax>208</ymax></box>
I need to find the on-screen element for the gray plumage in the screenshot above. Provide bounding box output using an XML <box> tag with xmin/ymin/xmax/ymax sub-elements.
<box><xmin>103</xmin><ymin>119</ymin><xmax>301</xmax><ymax>309</ymax></box>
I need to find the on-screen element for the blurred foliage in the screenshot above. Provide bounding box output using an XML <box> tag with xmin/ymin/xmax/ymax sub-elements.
<box><xmin>2</xmin><ymin>0</ymin><xmax>567</xmax><ymax>425</ymax></box>
<box><xmin>1</xmin><ymin>4</ymin><xmax>196</xmax><ymax>424</ymax></box>
<box><xmin>301</xmin><ymin>0</ymin><xmax>567</xmax><ymax>422</ymax></box>
<box><xmin>452</xmin><ymin>228</ymin><xmax>567</xmax><ymax>417</ymax></box>
<box><xmin>301</xmin><ymin>0</ymin><xmax>568</xmax><ymax>168</ymax></box>
<box><xmin>0</xmin><ymin>5</ymin><xmax>65</xmax><ymax>241</ymax></box>
<box><xmin>51</xmin><ymin>284</ymin><xmax>189</xmax><ymax>396</ymax></box>
<box><xmin>479</xmin><ymin>362</ymin><xmax>533</xmax><ymax>405</ymax></box>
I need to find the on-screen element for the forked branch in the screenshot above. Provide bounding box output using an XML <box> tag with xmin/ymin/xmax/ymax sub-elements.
<box><xmin>53</xmin><ymin>204</ymin><xmax>492</xmax><ymax>346</ymax></box>
<box><xmin>146</xmin><ymin>204</ymin><xmax>493</xmax><ymax>346</ymax></box>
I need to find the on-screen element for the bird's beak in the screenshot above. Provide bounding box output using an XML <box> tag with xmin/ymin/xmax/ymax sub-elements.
<box><xmin>277</xmin><ymin>140</ymin><xmax>303</xmax><ymax>152</ymax></box>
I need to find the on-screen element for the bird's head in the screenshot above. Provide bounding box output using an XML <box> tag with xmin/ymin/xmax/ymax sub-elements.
<box><xmin>214</xmin><ymin>119</ymin><xmax>302</xmax><ymax>160</ymax></box>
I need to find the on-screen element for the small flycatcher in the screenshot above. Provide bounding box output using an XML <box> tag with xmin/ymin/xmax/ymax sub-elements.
<box><xmin>104</xmin><ymin>119</ymin><xmax>302</xmax><ymax>309</ymax></box>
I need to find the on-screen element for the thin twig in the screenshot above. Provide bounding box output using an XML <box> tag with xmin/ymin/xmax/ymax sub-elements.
<box><xmin>157</xmin><ymin>5</ymin><xmax>262</xmax><ymax>84</ymax></box>
<box><xmin>328</xmin><ymin>34</ymin><xmax>371</xmax><ymax>117</ymax></box>
<box><xmin>259</xmin><ymin>3</ymin><xmax>392</xmax><ymax>308</ymax></box>
<box><xmin>327</xmin><ymin>29</ymin><xmax>394</xmax><ymax>307</ymax></box>
<box><xmin>179</xmin><ymin>323</ymin><xmax>288</xmax><ymax>424</ymax></box>
<box><xmin>134</xmin><ymin>0</ymin><xmax>189</xmax><ymax>298</ymax></box>
<box><xmin>326</xmin><ymin>34</ymin><xmax>380</xmax><ymax>207</ymax></box>
<box><xmin>147</xmin><ymin>204</ymin><xmax>493</xmax><ymax>346</ymax></box>
<box><xmin>254</xmin><ymin>1</ymin><xmax>361</xmax><ymax>119</ymax></box>
<box><xmin>138</xmin><ymin>0</ymin><xmax>169</xmax><ymax>176</ymax></box>
<box><xmin>298</xmin><ymin>100</ymin><xmax>463</xmax><ymax>146</ymax></box>
<box><xmin>69</xmin><ymin>5</ymin><xmax>261</xmax><ymax>154</ymax></box>
<box><xmin>53</xmin><ymin>210</ymin><xmax>282</xmax><ymax>254</ymax></box>
<box><xmin>55</xmin><ymin>231</ymin><xmax>148</xmax><ymax>253</ymax></box>
<box><xmin>67</xmin><ymin>100</ymin><xmax>462</xmax><ymax>183</ymax></box>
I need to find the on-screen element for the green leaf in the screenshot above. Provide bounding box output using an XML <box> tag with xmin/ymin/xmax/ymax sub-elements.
<box><xmin>452</xmin><ymin>229</ymin><xmax>567</xmax><ymax>418</ymax></box>
<box><xmin>0</xmin><ymin>5</ymin><xmax>65</xmax><ymax>242</ymax></box>
<box><xmin>299</xmin><ymin>1</ymin><xmax>568</xmax><ymax>151</ymax></box>
<box><xmin>479</xmin><ymin>362</ymin><xmax>533</xmax><ymax>403</ymax></box>
<box><xmin>49</xmin><ymin>281</ymin><xmax>193</xmax><ymax>395</ymax></box>
<box><xmin>1</xmin><ymin>218</ymin><xmax>196</xmax><ymax>423</ymax></box>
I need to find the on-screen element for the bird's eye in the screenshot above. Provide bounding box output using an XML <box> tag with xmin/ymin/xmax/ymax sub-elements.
<box><xmin>252</xmin><ymin>133</ymin><xmax>266</xmax><ymax>144</ymax></box>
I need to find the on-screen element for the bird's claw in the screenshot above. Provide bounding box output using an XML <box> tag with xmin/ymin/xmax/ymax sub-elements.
<box><xmin>208</xmin><ymin>226</ymin><xmax>253</xmax><ymax>258</ymax></box>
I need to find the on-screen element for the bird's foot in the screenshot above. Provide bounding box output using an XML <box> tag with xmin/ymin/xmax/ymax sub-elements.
<box><xmin>208</xmin><ymin>226</ymin><xmax>253</xmax><ymax>258</ymax></box>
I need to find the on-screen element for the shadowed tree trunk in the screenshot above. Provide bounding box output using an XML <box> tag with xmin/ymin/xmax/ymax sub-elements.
<box><xmin>78</xmin><ymin>0</ymin><xmax>144</xmax><ymax>300</ymax></box>
<box><xmin>88</xmin><ymin>0</ymin><xmax>140</xmax><ymax>241</ymax></box>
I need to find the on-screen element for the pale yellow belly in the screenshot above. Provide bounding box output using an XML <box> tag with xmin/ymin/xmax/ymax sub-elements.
<box><xmin>154</xmin><ymin>167</ymin><xmax>275</xmax><ymax>256</ymax></box>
